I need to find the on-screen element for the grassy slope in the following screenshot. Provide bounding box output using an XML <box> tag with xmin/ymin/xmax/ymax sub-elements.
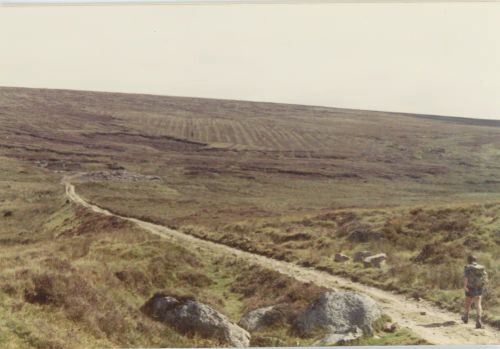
<box><xmin>180</xmin><ymin>202</ymin><xmax>500</xmax><ymax>326</ymax></box>
<box><xmin>0</xmin><ymin>156</ymin><xmax>323</xmax><ymax>348</ymax></box>
<box><xmin>0</xmin><ymin>155</ymin><xmax>426</xmax><ymax>348</ymax></box>
<box><xmin>1</xmin><ymin>86</ymin><xmax>499</xmax><ymax>225</ymax></box>
<box><xmin>1</xmin><ymin>87</ymin><xmax>499</xmax><ymax>344</ymax></box>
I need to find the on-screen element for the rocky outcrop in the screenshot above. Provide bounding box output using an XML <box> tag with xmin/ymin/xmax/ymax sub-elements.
<box><xmin>363</xmin><ymin>253</ymin><xmax>387</xmax><ymax>268</ymax></box>
<box><xmin>293</xmin><ymin>291</ymin><xmax>381</xmax><ymax>337</ymax></box>
<box><xmin>142</xmin><ymin>293</ymin><xmax>250</xmax><ymax>347</ymax></box>
<box><xmin>334</xmin><ymin>253</ymin><xmax>350</xmax><ymax>262</ymax></box>
<box><xmin>80</xmin><ymin>170</ymin><xmax>161</xmax><ymax>182</ymax></box>
<box><xmin>238</xmin><ymin>306</ymin><xmax>285</xmax><ymax>332</ymax></box>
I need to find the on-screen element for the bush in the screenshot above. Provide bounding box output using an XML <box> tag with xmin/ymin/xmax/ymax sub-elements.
<box><xmin>230</xmin><ymin>264</ymin><xmax>325</xmax><ymax>317</ymax></box>
<box><xmin>24</xmin><ymin>272</ymin><xmax>98</xmax><ymax>312</ymax></box>
<box><xmin>423</xmin><ymin>263</ymin><xmax>463</xmax><ymax>290</ymax></box>
<box><xmin>3</xmin><ymin>210</ymin><xmax>13</xmax><ymax>217</ymax></box>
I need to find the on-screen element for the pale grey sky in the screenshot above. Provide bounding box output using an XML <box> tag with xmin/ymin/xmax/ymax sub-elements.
<box><xmin>1</xmin><ymin>2</ymin><xmax>499</xmax><ymax>119</ymax></box>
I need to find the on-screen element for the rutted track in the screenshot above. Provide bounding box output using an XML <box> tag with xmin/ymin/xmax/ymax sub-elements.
<box><xmin>64</xmin><ymin>178</ymin><xmax>499</xmax><ymax>345</ymax></box>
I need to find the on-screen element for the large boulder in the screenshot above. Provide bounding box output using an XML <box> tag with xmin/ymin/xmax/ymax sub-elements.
<box><xmin>293</xmin><ymin>291</ymin><xmax>381</xmax><ymax>337</ymax></box>
<box><xmin>142</xmin><ymin>293</ymin><xmax>250</xmax><ymax>347</ymax></box>
<box><xmin>238</xmin><ymin>305</ymin><xmax>285</xmax><ymax>332</ymax></box>
<box><xmin>363</xmin><ymin>253</ymin><xmax>387</xmax><ymax>268</ymax></box>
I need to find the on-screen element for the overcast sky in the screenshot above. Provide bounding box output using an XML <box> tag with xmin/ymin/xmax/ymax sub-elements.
<box><xmin>1</xmin><ymin>2</ymin><xmax>499</xmax><ymax>119</ymax></box>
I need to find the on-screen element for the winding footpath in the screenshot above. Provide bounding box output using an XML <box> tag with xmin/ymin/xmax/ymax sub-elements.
<box><xmin>63</xmin><ymin>178</ymin><xmax>499</xmax><ymax>345</ymax></box>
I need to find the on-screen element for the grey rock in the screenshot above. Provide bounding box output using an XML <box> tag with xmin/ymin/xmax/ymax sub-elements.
<box><xmin>239</xmin><ymin>306</ymin><xmax>284</xmax><ymax>332</ymax></box>
<box><xmin>147</xmin><ymin>295</ymin><xmax>180</xmax><ymax>314</ymax></box>
<box><xmin>354</xmin><ymin>250</ymin><xmax>372</xmax><ymax>262</ymax></box>
<box><xmin>363</xmin><ymin>253</ymin><xmax>387</xmax><ymax>268</ymax></box>
<box><xmin>143</xmin><ymin>294</ymin><xmax>250</xmax><ymax>347</ymax></box>
<box><xmin>294</xmin><ymin>291</ymin><xmax>382</xmax><ymax>337</ymax></box>
<box><xmin>383</xmin><ymin>322</ymin><xmax>398</xmax><ymax>333</ymax></box>
<box><xmin>335</xmin><ymin>253</ymin><xmax>350</xmax><ymax>262</ymax></box>
<box><xmin>314</xmin><ymin>326</ymin><xmax>363</xmax><ymax>345</ymax></box>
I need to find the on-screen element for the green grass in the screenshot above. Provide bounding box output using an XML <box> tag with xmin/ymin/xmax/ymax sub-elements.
<box><xmin>204</xmin><ymin>263</ymin><xmax>243</xmax><ymax>322</ymax></box>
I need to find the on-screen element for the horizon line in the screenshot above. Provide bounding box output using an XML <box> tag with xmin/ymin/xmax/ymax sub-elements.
<box><xmin>2</xmin><ymin>85</ymin><xmax>499</xmax><ymax>124</ymax></box>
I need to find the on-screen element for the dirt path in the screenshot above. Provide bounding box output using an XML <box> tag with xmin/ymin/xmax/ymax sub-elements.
<box><xmin>64</xmin><ymin>179</ymin><xmax>499</xmax><ymax>345</ymax></box>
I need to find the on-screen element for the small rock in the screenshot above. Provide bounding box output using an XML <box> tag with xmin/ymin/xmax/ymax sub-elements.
<box><xmin>383</xmin><ymin>322</ymin><xmax>398</xmax><ymax>333</ymax></box>
<box><xmin>315</xmin><ymin>327</ymin><xmax>363</xmax><ymax>345</ymax></box>
<box><xmin>363</xmin><ymin>253</ymin><xmax>387</xmax><ymax>268</ymax></box>
<box><xmin>420</xmin><ymin>311</ymin><xmax>426</xmax><ymax>316</ymax></box>
<box><xmin>411</xmin><ymin>292</ymin><xmax>422</xmax><ymax>301</ymax></box>
<box><xmin>334</xmin><ymin>253</ymin><xmax>350</xmax><ymax>262</ymax></box>
<box><xmin>354</xmin><ymin>250</ymin><xmax>372</xmax><ymax>262</ymax></box>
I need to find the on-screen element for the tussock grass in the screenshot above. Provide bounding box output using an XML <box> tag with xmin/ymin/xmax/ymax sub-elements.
<box><xmin>0</xmin><ymin>159</ymin><xmax>340</xmax><ymax>348</ymax></box>
<box><xmin>177</xmin><ymin>202</ymin><xmax>500</xmax><ymax>327</ymax></box>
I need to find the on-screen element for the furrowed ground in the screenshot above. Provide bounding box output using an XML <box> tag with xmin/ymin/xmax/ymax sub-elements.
<box><xmin>0</xmin><ymin>87</ymin><xmax>499</xmax><ymax>346</ymax></box>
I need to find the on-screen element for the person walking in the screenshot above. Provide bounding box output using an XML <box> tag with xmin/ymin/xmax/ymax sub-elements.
<box><xmin>462</xmin><ymin>255</ymin><xmax>488</xmax><ymax>329</ymax></box>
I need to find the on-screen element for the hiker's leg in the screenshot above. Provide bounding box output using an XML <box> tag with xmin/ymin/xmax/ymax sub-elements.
<box><xmin>462</xmin><ymin>296</ymin><xmax>472</xmax><ymax>323</ymax></box>
<box><xmin>464</xmin><ymin>296</ymin><xmax>473</xmax><ymax>315</ymax></box>
<box><xmin>475</xmin><ymin>296</ymin><xmax>482</xmax><ymax>318</ymax></box>
<box><xmin>475</xmin><ymin>296</ymin><xmax>483</xmax><ymax>328</ymax></box>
